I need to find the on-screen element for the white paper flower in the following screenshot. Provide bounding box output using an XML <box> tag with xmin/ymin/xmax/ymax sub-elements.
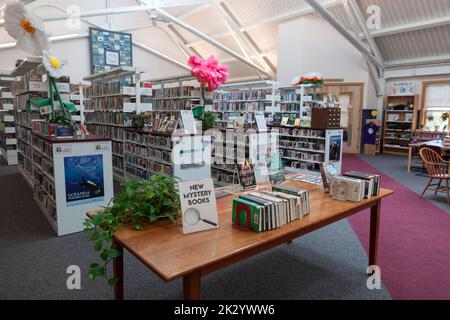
<box><xmin>4</xmin><ymin>0</ymin><xmax>49</xmax><ymax>55</ymax></box>
<box><xmin>43</xmin><ymin>50</ymin><xmax>65</xmax><ymax>78</ymax></box>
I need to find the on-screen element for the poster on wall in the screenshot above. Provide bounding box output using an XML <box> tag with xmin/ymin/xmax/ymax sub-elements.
<box><xmin>89</xmin><ymin>27</ymin><xmax>133</xmax><ymax>74</ymax></box>
<box><xmin>391</xmin><ymin>81</ymin><xmax>415</xmax><ymax>96</ymax></box>
<box><xmin>329</xmin><ymin>135</ymin><xmax>342</xmax><ymax>162</ymax></box>
<box><xmin>64</xmin><ymin>155</ymin><xmax>105</xmax><ymax>207</ymax></box>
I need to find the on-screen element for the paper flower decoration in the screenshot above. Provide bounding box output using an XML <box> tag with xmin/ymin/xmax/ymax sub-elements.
<box><xmin>43</xmin><ymin>50</ymin><xmax>65</xmax><ymax>78</ymax></box>
<box><xmin>188</xmin><ymin>55</ymin><xmax>229</xmax><ymax>90</ymax></box>
<box><xmin>292</xmin><ymin>72</ymin><xmax>324</xmax><ymax>87</ymax></box>
<box><xmin>3</xmin><ymin>1</ymin><xmax>49</xmax><ymax>55</ymax></box>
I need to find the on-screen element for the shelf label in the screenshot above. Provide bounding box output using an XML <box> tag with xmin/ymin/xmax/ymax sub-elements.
<box><xmin>121</xmin><ymin>86</ymin><xmax>136</xmax><ymax>95</ymax></box>
<box><xmin>137</xmin><ymin>103</ymin><xmax>152</xmax><ymax>113</ymax></box>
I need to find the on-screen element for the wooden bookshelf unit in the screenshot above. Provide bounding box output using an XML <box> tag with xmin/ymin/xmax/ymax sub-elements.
<box><xmin>382</xmin><ymin>95</ymin><xmax>419</xmax><ymax>156</ymax></box>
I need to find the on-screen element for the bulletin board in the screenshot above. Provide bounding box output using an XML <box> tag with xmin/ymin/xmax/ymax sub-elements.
<box><xmin>89</xmin><ymin>27</ymin><xmax>133</xmax><ymax>74</ymax></box>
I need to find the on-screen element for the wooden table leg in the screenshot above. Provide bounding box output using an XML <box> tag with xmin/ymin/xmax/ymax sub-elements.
<box><xmin>183</xmin><ymin>271</ymin><xmax>201</xmax><ymax>300</ymax></box>
<box><xmin>113</xmin><ymin>240</ymin><xmax>124</xmax><ymax>300</ymax></box>
<box><xmin>369</xmin><ymin>200</ymin><xmax>381</xmax><ymax>268</ymax></box>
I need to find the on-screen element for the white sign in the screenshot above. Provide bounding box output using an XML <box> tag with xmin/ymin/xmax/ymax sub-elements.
<box><xmin>391</xmin><ymin>81</ymin><xmax>415</xmax><ymax>96</ymax></box>
<box><xmin>179</xmin><ymin>179</ymin><xmax>218</xmax><ymax>234</ymax></box>
<box><xmin>123</xmin><ymin>102</ymin><xmax>136</xmax><ymax>113</ymax></box>
<box><xmin>204</xmin><ymin>105</ymin><xmax>213</xmax><ymax>112</ymax></box>
<box><xmin>180</xmin><ymin>110</ymin><xmax>197</xmax><ymax>134</ymax></box>
<box><xmin>255</xmin><ymin>111</ymin><xmax>267</xmax><ymax>132</ymax></box>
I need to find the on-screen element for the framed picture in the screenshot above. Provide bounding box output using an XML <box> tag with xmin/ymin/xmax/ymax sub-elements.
<box><xmin>89</xmin><ymin>27</ymin><xmax>133</xmax><ymax>74</ymax></box>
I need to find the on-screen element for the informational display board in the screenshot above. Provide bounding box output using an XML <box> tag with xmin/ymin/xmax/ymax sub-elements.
<box><xmin>53</xmin><ymin>140</ymin><xmax>114</xmax><ymax>236</ymax></box>
<box><xmin>89</xmin><ymin>27</ymin><xmax>133</xmax><ymax>74</ymax></box>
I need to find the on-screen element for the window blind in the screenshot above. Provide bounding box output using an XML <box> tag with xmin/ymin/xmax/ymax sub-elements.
<box><xmin>426</xmin><ymin>85</ymin><xmax>450</xmax><ymax>110</ymax></box>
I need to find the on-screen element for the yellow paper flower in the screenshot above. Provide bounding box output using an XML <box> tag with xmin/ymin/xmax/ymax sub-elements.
<box><xmin>4</xmin><ymin>1</ymin><xmax>49</xmax><ymax>55</ymax></box>
<box><xmin>43</xmin><ymin>50</ymin><xmax>65</xmax><ymax>78</ymax></box>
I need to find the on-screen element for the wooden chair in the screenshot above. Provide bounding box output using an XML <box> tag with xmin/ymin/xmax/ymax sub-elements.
<box><xmin>419</xmin><ymin>147</ymin><xmax>450</xmax><ymax>204</ymax></box>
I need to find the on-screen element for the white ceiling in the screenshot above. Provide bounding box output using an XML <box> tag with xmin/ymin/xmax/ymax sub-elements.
<box><xmin>0</xmin><ymin>0</ymin><xmax>449</xmax><ymax>80</ymax></box>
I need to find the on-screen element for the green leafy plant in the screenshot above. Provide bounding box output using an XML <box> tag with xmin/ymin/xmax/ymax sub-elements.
<box><xmin>427</xmin><ymin>114</ymin><xmax>434</xmax><ymax>122</ymax></box>
<box><xmin>84</xmin><ymin>175</ymin><xmax>181</xmax><ymax>286</ymax></box>
<box><xmin>441</xmin><ymin>112</ymin><xmax>449</xmax><ymax>122</ymax></box>
<box><xmin>201</xmin><ymin>111</ymin><xmax>217</xmax><ymax>129</ymax></box>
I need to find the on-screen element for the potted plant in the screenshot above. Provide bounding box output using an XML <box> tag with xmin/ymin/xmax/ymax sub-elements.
<box><xmin>131</xmin><ymin>114</ymin><xmax>145</xmax><ymax>129</ymax></box>
<box><xmin>201</xmin><ymin>111</ymin><xmax>217</xmax><ymax>130</ymax></box>
<box><xmin>84</xmin><ymin>176</ymin><xmax>181</xmax><ymax>286</ymax></box>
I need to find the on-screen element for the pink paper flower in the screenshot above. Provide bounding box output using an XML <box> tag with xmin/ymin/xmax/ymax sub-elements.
<box><xmin>188</xmin><ymin>55</ymin><xmax>229</xmax><ymax>90</ymax></box>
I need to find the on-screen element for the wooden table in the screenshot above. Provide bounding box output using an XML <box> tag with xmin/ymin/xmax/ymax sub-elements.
<box><xmin>408</xmin><ymin>140</ymin><xmax>450</xmax><ymax>173</ymax></box>
<box><xmin>88</xmin><ymin>181</ymin><xmax>393</xmax><ymax>300</ymax></box>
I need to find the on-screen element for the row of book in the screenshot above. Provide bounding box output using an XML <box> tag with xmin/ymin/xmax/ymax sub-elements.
<box><xmin>232</xmin><ymin>186</ymin><xmax>310</xmax><ymax>233</ymax></box>
<box><xmin>212</xmin><ymin>102</ymin><xmax>266</xmax><ymax>112</ymax></box>
<box><xmin>31</xmin><ymin>149</ymin><xmax>54</xmax><ymax>177</ymax></box>
<box><xmin>31</xmin><ymin>134</ymin><xmax>53</xmax><ymax>159</ymax></box>
<box><xmin>10</xmin><ymin>73</ymin><xmax>43</xmax><ymax>95</ymax></box>
<box><xmin>112</xmin><ymin>141</ymin><xmax>124</xmax><ymax>156</ymax></box>
<box><xmin>87</xmin><ymin>80</ymin><xmax>133</xmax><ymax>97</ymax></box>
<box><xmin>125</xmin><ymin>143</ymin><xmax>149</xmax><ymax>157</ymax></box>
<box><xmin>279</xmin><ymin>140</ymin><xmax>325</xmax><ymax>151</ymax></box>
<box><xmin>277</xmin><ymin>128</ymin><xmax>326</xmax><ymax>139</ymax></box>
<box><xmin>112</xmin><ymin>156</ymin><xmax>125</xmax><ymax>172</ymax></box>
<box><xmin>17</xmin><ymin>126</ymin><xmax>32</xmax><ymax>144</ymax></box>
<box><xmin>153</xmin><ymin>86</ymin><xmax>201</xmax><ymax>99</ymax></box>
<box><xmin>125</xmin><ymin>165</ymin><xmax>152</xmax><ymax>180</ymax></box>
<box><xmin>153</xmin><ymin>99</ymin><xmax>196</xmax><ymax>111</ymax></box>
<box><xmin>213</xmin><ymin>89</ymin><xmax>272</xmax><ymax>101</ymax></box>
<box><xmin>88</xmin><ymin>124</ymin><xmax>124</xmax><ymax>141</ymax></box>
<box><xmin>32</xmin><ymin>168</ymin><xmax>55</xmax><ymax>200</ymax></box>
<box><xmin>283</xmin><ymin>150</ymin><xmax>324</xmax><ymax>162</ymax></box>
<box><xmin>212</xmin><ymin>170</ymin><xmax>236</xmax><ymax>185</ymax></box>
<box><xmin>289</xmin><ymin>162</ymin><xmax>316</xmax><ymax>171</ymax></box>
<box><xmin>18</xmin><ymin>140</ymin><xmax>31</xmax><ymax>159</ymax></box>
<box><xmin>85</xmin><ymin>96</ymin><xmax>135</xmax><ymax>111</ymax></box>
<box><xmin>124</xmin><ymin>130</ymin><xmax>172</xmax><ymax>149</ymax></box>
<box><xmin>34</xmin><ymin>185</ymin><xmax>57</xmax><ymax>224</ymax></box>
<box><xmin>85</xmin><ymin>111</ymin><xmax>132</xmax><ymax>126</ymax></box>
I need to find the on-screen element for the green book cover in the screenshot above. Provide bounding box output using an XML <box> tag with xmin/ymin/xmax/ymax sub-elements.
<box><xmin>232</xmin><ymin>198</ymin><xmax>262</xmax><ymax>232</ymax></box>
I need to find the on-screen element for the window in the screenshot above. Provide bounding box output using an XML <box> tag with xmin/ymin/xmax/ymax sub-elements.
<box><xmin>421</xmin><ymin>81</ymin><xmax>450</xmax><ymax>131</ymax></box>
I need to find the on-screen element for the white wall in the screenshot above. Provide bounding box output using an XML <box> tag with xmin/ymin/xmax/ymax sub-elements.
<box><xmin>0</xmin><ymin>37</ymin><xmax>189</xmax><ymax>83</ymax></box>
<box><xmin>277</xmin><ymin>14</ymin><xmax>377</xmax><ymax>109</ymax></box>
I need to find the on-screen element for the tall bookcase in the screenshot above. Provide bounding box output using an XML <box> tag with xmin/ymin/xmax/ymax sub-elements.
<box><xmin>11</xmin><ymin>58</ymin><xmax>114</xmax><ymax>236</ymax></box>
<box><xmin>383</xmin><ymin>95</ymin><xmax>419</xmax><ymax>155</ymax></box>
<box><xmin>0</xmin><ymin>76</ymin><xmax>17</xmax><ymax>165</ymax></box>
<box><xmin>212</xmin><ymin>80</ymin><xmax>277</xmax><ymax>129</ymax></box>
<box><xmin>83</xmin><ymin>67</ymin><xmax>152</xmax><ymax>179</ymax></box>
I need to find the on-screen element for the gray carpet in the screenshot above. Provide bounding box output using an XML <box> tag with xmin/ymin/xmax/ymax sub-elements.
<box><xmin>0</xmin><ymin>160</ymin><xmax>391</xmax><ymax>300</ymax></box>
<box><xmin>358</xmin><ymin>154</ymin><xmax>450</xmax><ymax>215</ymax></box>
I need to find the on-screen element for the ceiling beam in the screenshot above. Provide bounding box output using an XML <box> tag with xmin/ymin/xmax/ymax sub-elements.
<box><xmin>154</xmin><ymin>7</ymin><xmax>273</xmax><ymax>78</ymax></box>
<box><xmin>385</xmin><ymin>54</ymin><xmax>450</xmax><ymax>68</ymax></box>
<box><xmin>371</xmin><ymin>15</ymin><xmax>450</xmax><ymax>38</ymax></box>
<box><xmin>304</xmin><ymin>0</ymin><xmax>383</xmax><ymax>69</ymax></box>
<box><xmin>186</xmin><ymin>0</ymin><xmax>342</xmax><ymax>48</ymax></box>
<box><xmin>347</xmin><ymin>0</ymin><xmax>384</xmax><ymax>69</ymax></box>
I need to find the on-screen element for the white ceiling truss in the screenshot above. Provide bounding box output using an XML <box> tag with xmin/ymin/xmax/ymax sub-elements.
<box><xmin>0</xmin><ymin>0</ymin><xmax>449</xmax><ymax>79</ymax></box>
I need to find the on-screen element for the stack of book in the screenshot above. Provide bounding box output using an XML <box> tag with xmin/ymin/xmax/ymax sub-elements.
<box><xmin>330</xmin><ymin>171</ymin><xmax>381</xmax><ymax>202</ymax></box>
<box><xmin>232</xmin><ymin>186</ymin><xmax>310</xmax><ymax>233</ymax></box>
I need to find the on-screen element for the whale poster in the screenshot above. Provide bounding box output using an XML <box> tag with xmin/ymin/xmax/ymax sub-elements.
<box><xmin>64</xmin><ymin>155</ymin><xmax>105</xmax><ymax>207</ymax></box>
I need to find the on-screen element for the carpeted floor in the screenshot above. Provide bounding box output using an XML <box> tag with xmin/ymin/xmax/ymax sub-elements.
<box><xmin>344</xmin><ymin>155</ymin><xmax>450</xmax><ymax>300</ymax></box>
<box><xmin>0</xmin><ymin>153</ymin><xmax>449</xmax><ymax>300</ymax></box>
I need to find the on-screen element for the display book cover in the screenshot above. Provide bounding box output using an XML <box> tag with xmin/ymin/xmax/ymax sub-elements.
<box><xmin>237</xmin><ymin>161</ymin><xmax>257</xmax><ymax>190</ymax></box>
<box><xmin>179</xmin><ymin>179</ymin><xmax>219</xmax><ymax>235</ymax></box>
<box><xmin>329</xmin><ymin>175</ymin><xmax>365</xmax><ymax>203</ymax></box>
<box><xmin>64</xmin><ymin>154</ymin><xmax>105</xmax><ymax>207</ymax></box>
